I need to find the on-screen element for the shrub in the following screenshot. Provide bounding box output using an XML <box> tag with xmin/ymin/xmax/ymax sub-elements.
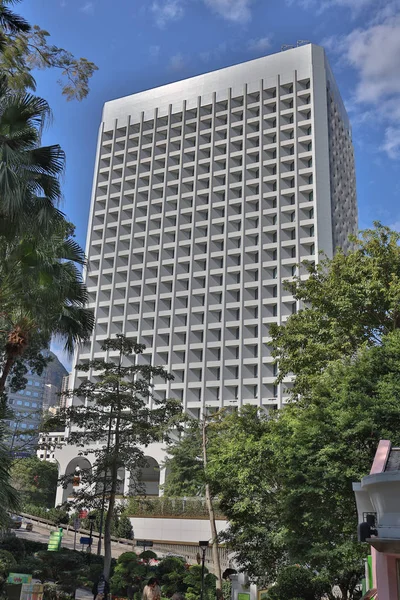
<box><xmin>124</xmin><ymin>497</ymin><xmax>224</xmax><ymax>519</ymax></box>
<box><xmin>23</xmin><ymin>540</ymin><xmax>48</xmax><ymax>556</ymax></box>
<box><xmin>184</xmin><ymin>564</ymin><xmax>216</xmax><ymax>600</ymax></box>
<box><xmin>0</xmin><ymin>534</ymin><xmax>26</xmax><ymax>561</ymax></box>
<box><xmin>0</xmin><ymin>549</ymin><xmax>17</xmax><ymax>575</ymax></box>
<box><xmin>14</xmin><ymin>557</ymin><xmax>45</xmax><ymax>579</ymax></box>
<box><xmin>156</xmin><ymin>556</ymin><xmax>188</xmax><ymax>597</ymax></box>
<box><xmin>266</xmin><ymin>565</ymin><xmax>329</xmax><ymax>600</ymax></box>
<box><xmin>22</xmin><ymin>504</ymin><xmax>69</xmax><ymax>525</ymax></box>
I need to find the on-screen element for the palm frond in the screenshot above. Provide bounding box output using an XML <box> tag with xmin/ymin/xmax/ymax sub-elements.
<box><xmin>0</xmin><ymin>4</ymin><xmax>30</xmax><ymax>34</ymax></box>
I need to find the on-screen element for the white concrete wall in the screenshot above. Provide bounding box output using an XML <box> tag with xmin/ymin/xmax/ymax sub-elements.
<box><xmin>129</xmin><ymin>516</ymin><xmax>228</xmax><ymax>544</ymax></box>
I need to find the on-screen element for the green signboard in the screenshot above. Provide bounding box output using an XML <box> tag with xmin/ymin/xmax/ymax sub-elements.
<box><xmin>7</xmin><ymin>574</ymin><xmax>32</xmax><ymax>584</ymax></box>
<box><xmin>238</xmin><ymin>594</ymin><xmax>250</xmax><ymax>600</ymax></box>
<box><xmin>47</xmin><ymin>528</ymin><xmax>63</xmax><ymax>551</ymax></box>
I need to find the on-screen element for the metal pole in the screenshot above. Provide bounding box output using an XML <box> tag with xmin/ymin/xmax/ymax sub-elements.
<box><xmin>200</xmin><ymin>547</ymin><xmax>206</xmax><ymax>600</ymax></box>
<box><xmin>74</xmin><ymin>528</ymin><xmax>77</xmax><ymax>551</ymax></box>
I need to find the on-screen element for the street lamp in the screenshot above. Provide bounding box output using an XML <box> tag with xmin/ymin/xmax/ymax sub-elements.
<box><xmin>88</xmin><ymin>514</ymin><xmax>96</xmax><ymax>553</ymax></box>
<box><xmin>199</xmin><ymin>540</ymin><xmax>209</xmax><ymax>600</ymax></box>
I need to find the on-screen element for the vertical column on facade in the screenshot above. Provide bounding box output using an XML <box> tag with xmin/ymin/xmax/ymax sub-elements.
<box><xmin>220</xmin><ymin>87</ymin><xmax>230</xmax><ymax>410</ymax></box>
<box><xmin>69</xmin><ymin>120</ymin><xmax>103</xmax><ymax>400</ymax></box>
<box><xmin>201</xmin><ymin>91</ymin><xmax>217</xmax><ymax>414</ymax></box>
<box><xmin>105</xmin><ymin>118</ymin><xmax>126</xmax><ymax>345</ymax></box>
<box><xmin>293</xmin><ymin>70</ymin><xmax>300</xmax><ymax>317</ymax></box>
<box><xmin>276</xmin><ymin>74</ymin><xmax>283</xmax><ymax>408</ymax></box>
<box><xmin>123</xmin><ymin>112</ymin><xmax>143</xmax><ymax>364</ymax></box>
<box><xmin>183</xmin><ymin>96</ymin><xmax>200</xmax><ymax>416</ymax></box>
<box><xmin>169</xmin><ymin>100</ymin><xmax>186</xmax><ymax>408</ymax></box>
<box><xmin>135</xmin><ymin>111</ymin><xmax>149</xmax><ymax>358</ymax></box>
<box><xmin>113</xmin><ymin>114</ymin><xmax>131</xmax><ymax>342</ymax></box>
<box><xmin>257</xmin><ymin>78</ymin><xmax>263</xmax><ymax>408</ymax></box>
<box><xmin>238</xmin><ymin>83</ymin><xmax>247</xmax><ymax>409</ymax></box>
<box><xmin>84</xmin><ymin>119</ymin><xmax>115</xmax><ymax>407</ymax></box>
<box><xmin>145</xmin><ymin>107</ymin><xmax>167</xmax><ymax>409</ymax></box>
<box><xmin>153</xmin><ymin>105</ymin><xmax>171</xmax><ymax>404</ymax></box>
<box><xmin>68</xmin><ymin>121</ymin><xmax>104</xmax><ymax>415</ymax></box>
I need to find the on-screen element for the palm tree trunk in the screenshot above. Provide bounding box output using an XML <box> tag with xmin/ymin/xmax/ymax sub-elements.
<box><xmin>0</xmin><ymin>354</ymin><xmax>15</xmax><ymax>396</ymax></box>
<box><xmin>202</xmin><ymin>420</ymin><xmax>222</xmax><ymax>596</ymax></box>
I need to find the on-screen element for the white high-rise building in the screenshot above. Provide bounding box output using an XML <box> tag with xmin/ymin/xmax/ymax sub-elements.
<box><xmin>55</xmin><ymin>43</ymin><xmax>357</xmax><ymax>503</ymax></box>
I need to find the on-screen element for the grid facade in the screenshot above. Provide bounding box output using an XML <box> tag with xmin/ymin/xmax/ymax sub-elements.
<box><xmin>73</xmin><ymin>44</ymin><xmax>357</xmax><ymax>416</ymax></box>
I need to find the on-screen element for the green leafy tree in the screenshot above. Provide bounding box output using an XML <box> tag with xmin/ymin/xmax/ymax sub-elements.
<box><xmin>0</xmin><ymin>0</ymin><xmax>97</xmax><ymax>100</ymax></box>
<box><xmin>206</xmin><ymin>330</ymin><xmax>400</xmax><ymax>598</ymax></box>
<box><xmin>63</xmin><ymin>335</ymin><xmax>182</xmax><ymax>580</ymax></box>
<box><xmin>164</xmin><ymin>413</ymin><xmax>223</xmax><ymax>595</ymax></box>
<box><xmin>0</xmin><ymin>75</ymin><xmax>94</xmax><ymax>399</ymax></box>
<box><xmin>11</xmin><ymin>457</ymin><xmax>58</xmax><ymax>506</ymax></box>
<box><xmin>206</xmin><ymin>406</ymin><xmax>285</xmax><ymax>585</ymax></box>
<box><xmin>110</xmin><ymin>552</ymin><xmax>147</xmax><ymax>597</ymax></box>
<box><xmin>270</xmin><ymin>223</ymin><xmax>400</xmax><ymax>396</ymax></box>
<box><xmin>163</xmin><ymin>420</ymin><xmax>205</xmax><ymax>497</ymax></box>
<box><xmin>0</xmin><ymin>218</ymin><xmax>94</xmax><ymax>399</ymax></box>
<box><xmin>156</xmin><ymin>556</ymin><xmax>188</xmax><ymax>597</ymax></box>
<box><xmin>0</xmin><ymin>406</ymin><xmax>19</xmax><ymax>527</ymax></box>
<box><xmin>265</xmin><ymin>565</ymin><xmax>329</xmax><ymax>600</ymax></box>
<box><xmin>0</xmin><ymin>548</ymin><xmax>16</xmax><ymax>596</ymax></box>
<box><xmin>183</xmin><ymin>564</ymin><xmax>216</xmax><ymax>600</ymax></box>
<box><xmin>115</xmin><ymin>515</ymin><xmax>133</xmax><ymax>540</ymax></box>
<box><xmin>0</xmin><ymin>74</ymin><xmax>64</xmax><ymax>230</ymax></box>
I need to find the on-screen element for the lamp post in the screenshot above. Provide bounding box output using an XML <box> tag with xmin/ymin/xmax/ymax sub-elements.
<box><xmin>199</xmin><ymin>540</ymin><xmax>209</xmax><ymax>600</ymax></box>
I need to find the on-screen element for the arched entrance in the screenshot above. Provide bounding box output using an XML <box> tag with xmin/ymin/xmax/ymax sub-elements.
<box><xmin>129</xmin><ymin>457</ymin><xmax>160</xmax><ymax>496</ymax></box>
<box><xmin>62</xmin><ymin>456</ymin><xmax>92</xmax><ymax>504</ymax></box>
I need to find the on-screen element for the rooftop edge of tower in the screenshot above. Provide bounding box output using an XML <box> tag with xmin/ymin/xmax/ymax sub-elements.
<box><xmin>101</xmin><ymin>43</ymin><xmax>346</xmax><ymax>130</ymax></box>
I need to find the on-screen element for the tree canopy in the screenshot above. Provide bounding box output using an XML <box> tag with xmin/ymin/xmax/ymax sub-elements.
<box><xmin>164</xmin><ymin>225</ymin><xmax>400</xmax><ymax>599</ymax></box>
<box><xmin>63</xmin><ymin>335</ymin><xmax>182</xmax><ymax>579</ymax></box>
<box><xmin>270</xmin><ymin>223</ymin><xmax>400</xmax><ymax>396</ymax></box>
<box><xmin>0</xmin><ymin>0</ymin><xmax>97</xmax><ymax>100</ymax></box>
<box><xmin>11</xmin><ymin>456</ymin><xmax>58</xmax><ymax>507</ymax></box>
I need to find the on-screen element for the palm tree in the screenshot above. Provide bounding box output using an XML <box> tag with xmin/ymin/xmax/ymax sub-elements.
<box><xmin>0</xmin><ymin>78</ymin><xmax>93</xmax><ymax>393</ymax></box>
<box><xmin>0</xmin><ymin>0</ymin><xmax>30</xmax><ymax>55</ymax></box>
<box><xmin>0</xmin><ymin>219</ymin><xmax>94</xmax><ymax>395</ymax></box>
<box><xmin>0</xmin><ymin>74</ymin><xmax>65</xmax><ymax>235</ymax></box>
<box><xmin>0</xmin><ymin>410</ymin><xmax>19</xmax><ymax>527</ymax></box>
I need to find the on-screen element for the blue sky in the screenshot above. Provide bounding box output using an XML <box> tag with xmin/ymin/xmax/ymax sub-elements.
<box><xmin>19</xmin><ymin>0</ymin><xmax>400</xmax><ymax>367</ymax></box>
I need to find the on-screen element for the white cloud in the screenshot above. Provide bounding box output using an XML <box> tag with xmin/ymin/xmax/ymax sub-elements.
<box><xmin>80</xmin><ymin>1</ymin><xmax>94</xmax><ymax>14</ymax></box>
<box><xmin>200</xmin><ymin>41</ymin><xmax>229</xmax><ymax>62</ymax></box>
<box><xmin>151</xmin><ymin>0</ymin><xmax>184</xmax><ymax>27</ymax></box>
<box><xmin>381</xmin><ymin>127</ymin><xmax>400</xmax><ymax>160</ymax></box>
<box><xmin>169</xmin><ymin>53</ymin><xmax>186</xmax><ymax>71</ymax></box>
<box><xmin>247</xmin><ymin>37</ymin><xmax>271</xmax><ymax>53</ymax></box>
<box><xmin>324</xmin><ymin>0</ymin><xmax>374</xmax><ymax>7</ymax></box>
<box><xmin>388</xmin><ymin>218</ymin><xmax>400</xmax><ymax>233</ymax></box>
<box><xmin>149</xmin><ymin>45</ymin><xmax>161</xmax><ymax>58</ymax></box>
<box><xmin>327</xmin><ymin>10</ymin><xmax>400</xmax><ymax>159</ymax></box>
<box><xmin>151</xmin><ymin>0</ymin><xmax>255</xmax><ymax>26</ymax></box>
<box><xmin>343</xmin><ymin>17</ymin><xmax>400</xmax><ymax>104</ymax></box>
<box><xmin>203</xmin><ymin>0</ymin><xmax>254</xmax><ymax>22</ymax></box>
<box><xmin>291</xmin><ymin>0</ymin><xmax>374</xmax><ymax>10</ymax></box>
